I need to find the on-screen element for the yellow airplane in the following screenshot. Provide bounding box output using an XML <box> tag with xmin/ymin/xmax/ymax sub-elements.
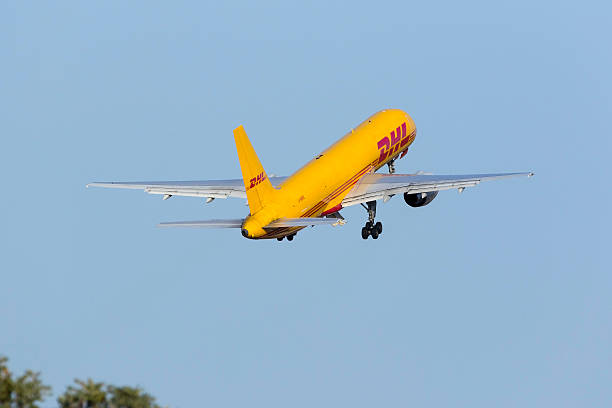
<box><xmin>88</xmin><ymin>109</ymin><xmax>533</xmax><ymax>240</ymax></box>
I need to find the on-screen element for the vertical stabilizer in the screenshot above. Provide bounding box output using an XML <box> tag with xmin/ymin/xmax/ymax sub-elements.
<box><xmin>233</xmin><ymin>125</ymin><xmax>275</xmax><ymax>214</ymax></box>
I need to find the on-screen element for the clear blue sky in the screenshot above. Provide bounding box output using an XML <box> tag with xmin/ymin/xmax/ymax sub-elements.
<box><xmin>2</xmin><ymin>1</ymin><xmax>610</xmax><ymax>407</ymax></box>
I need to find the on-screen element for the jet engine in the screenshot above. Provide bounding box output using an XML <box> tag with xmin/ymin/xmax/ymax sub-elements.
<box><xmin>404</xmin><ymin>191</ymin><xmax>438</xmax><ymax>207</ymax></box>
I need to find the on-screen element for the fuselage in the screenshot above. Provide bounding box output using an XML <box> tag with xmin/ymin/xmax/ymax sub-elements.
<box><xmin>242</xmin><ymin>109</ymin><xmax>416</xmax><ymax>239</ymax></box>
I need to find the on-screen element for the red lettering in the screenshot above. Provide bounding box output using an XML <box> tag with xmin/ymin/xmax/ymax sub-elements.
<box><xmin>390</xmin><ymin>143</ymin><xmax>400</xmax><ymax>156</ymax></box>
<box><xmin>377</xmin><ymin>136</ymin><xmax>390</xmax><ymax>162</ymax></box>
<box><xmin>390</xmin><ymin>128</ymin><xmax>401</xmax><ymax>146</ymax></box>
<box><xmin>400</xmin><ymin>129</ymin><xmax>414</xmax><ymax>148</ymax></box>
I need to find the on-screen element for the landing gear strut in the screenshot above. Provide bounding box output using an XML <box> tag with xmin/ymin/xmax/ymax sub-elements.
<box><xmin>360</xmin><ymin>201</ymin><xmax>383</xmax><ymax>239</ymax></box>
<box><xmin>387</xmin><ymin>159</ymin><xmax>395</xmax><ymax>174</ymax></box>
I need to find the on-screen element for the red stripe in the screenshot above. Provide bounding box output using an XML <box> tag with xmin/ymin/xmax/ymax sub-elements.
<box><xmin>303</xmin><ymin>165</ymin><xmax>372</xmax><ymax>217</ymax></box>
<box><xmin>321</xmin><ymin>204</ymin><xmax>342</xmax><ymax>216</ymax></box>
<box><xmin>327</xmin><ymin>166</ymin><xmax>371</xmax><ymax>200</ymax></box>
<box><xmin>324</xmin><ymin>164</ymin><xmax>370</xmax><ymax>201</ymax></box>
<box><xmin>302</xmin><ymin>166</ymin><xmax>369</xmax><ymax>217</ymax></box>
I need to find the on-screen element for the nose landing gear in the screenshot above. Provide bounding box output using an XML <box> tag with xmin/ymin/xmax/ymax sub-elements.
<box><xmin>360</xmin><ymin>201</ymin><xmax>383</xmax><ymax>239</ymax></box>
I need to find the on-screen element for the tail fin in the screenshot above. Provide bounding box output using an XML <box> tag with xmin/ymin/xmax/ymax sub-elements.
<box><xmin>233</xmin><ymin>125</ymin><xmax>275</xmax><ymax>214</ymax></box>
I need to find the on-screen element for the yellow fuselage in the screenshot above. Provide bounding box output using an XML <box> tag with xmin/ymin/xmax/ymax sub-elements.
<box><xmin>242</xmin><ymin>109</ymin><xmax>416</xmax><ymax>239</ymax></box>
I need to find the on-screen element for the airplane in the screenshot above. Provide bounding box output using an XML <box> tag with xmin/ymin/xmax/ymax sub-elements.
<box><xmin>88</xmin><ymin>109</ymin><xmax>533</xmax><ymax>241</ymax></box>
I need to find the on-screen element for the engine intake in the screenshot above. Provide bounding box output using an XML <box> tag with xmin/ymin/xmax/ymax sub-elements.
<box><xmin>404</xmin><ymin>191</ymin><xmax>438</xmax><ymax>207</ymax></box>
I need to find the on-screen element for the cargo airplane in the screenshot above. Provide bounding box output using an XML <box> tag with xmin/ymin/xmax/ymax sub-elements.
<box><xmin>88</xmin><ymin>109</ymin><xmax>533</xmax><ymax>240</ymax></box>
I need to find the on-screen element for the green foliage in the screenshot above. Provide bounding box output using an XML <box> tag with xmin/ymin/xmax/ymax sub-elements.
<box><xmin>1</xmin><ymin>357</ymin><xmax>11</xmax><ymax>408</ymax></box>
<box><xmin>1</xmin><ymin>357</ymin><xmax>163</xmax><ymax>408</ymax></box>
<box><xmin>0</xmin><ymin>356</ymin><xmax>51</xmax><ymax>408</ymax></box>
<box><xmin>107</xmin><ymin>386</ymin><xmax>159</xmax><ymax>408</ymax></box>
<box><xmin>57</xmin><ymin>379</ymin><xmax>107</xmax><ymax>408</ymax></box>
<box><xmin>57</xmin><ymin>380</ymin><xmax>161</xmax><ymax>408</ymax></box>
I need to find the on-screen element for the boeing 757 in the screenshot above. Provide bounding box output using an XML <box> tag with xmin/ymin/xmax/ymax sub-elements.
<box><xmin>88</xmin><ymin>109</ymin><xmax>533</xmax><ymax>240</ymax></box>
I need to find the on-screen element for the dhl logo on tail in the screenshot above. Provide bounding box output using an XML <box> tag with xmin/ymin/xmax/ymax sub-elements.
<box><xmin>248</xmin><ymin>172</ymin><xmax>267</xmax><ymax>190</ymax></box>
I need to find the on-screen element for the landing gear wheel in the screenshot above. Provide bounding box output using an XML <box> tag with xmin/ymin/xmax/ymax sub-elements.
<box><xmin>277</xmin><ymin>237</ymin><xmax>284</xmax><ymax>241</ymax></box>
<box><xmin>361</xmin><ymin>227</ymin><xmax>369</xmax><ymax>239</ymax></box>
<box><xmin>287</xmin><ymin>234</ymin><xmax>294</xmax><ymax>241</ymax></box>
<box><xmin>360</xmin><ymin>201</ymin><xmax>383</xmax><ymax>240</ymax></box>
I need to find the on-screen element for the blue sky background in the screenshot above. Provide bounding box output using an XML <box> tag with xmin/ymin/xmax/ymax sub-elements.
<box><xmin>2</xmin><ymin>1</ymin><xmax>610</xmax><ymax>407</ymax></box>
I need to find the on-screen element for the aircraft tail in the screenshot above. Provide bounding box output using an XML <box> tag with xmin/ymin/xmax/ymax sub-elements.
<box><xmin>233</xmin><ymin>125</ymin><xmax>276</xmax><ymax>214</ymax></box>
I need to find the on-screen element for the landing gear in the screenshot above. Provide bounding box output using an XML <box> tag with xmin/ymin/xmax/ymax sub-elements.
<box><xmin>360</xmin><ymin>201</ymin><xmax>383</xmax><ymax>239</ymax></box>
<box><xmin>361</xmin><ymin>227</ymin><xmax>369</xmax><ymax>239</ymax></box>
<box><xmin>387</xmin><ymin>159</ymin><xmax>396</xmax><ymax>174</ymax></box>
<box><xmin>278</xmin><ymin>233</ymin><xmax>296</xmax><ymax>242</ymax></box>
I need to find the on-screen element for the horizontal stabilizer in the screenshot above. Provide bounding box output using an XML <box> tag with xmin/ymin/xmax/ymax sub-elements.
<box><xmin>264</xmin><ymin>217</ymin><xmax>341</xmax><ymax>229</ymax></box>
<box><xmin>158</xmin><ymin>219</ymin><xmax>244</xmax><ymax>228</ymax></box>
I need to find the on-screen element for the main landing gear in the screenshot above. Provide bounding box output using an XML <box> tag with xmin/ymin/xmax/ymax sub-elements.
<box><xmin>277</xmin><ymin>233</ymin><xmax>296</xmax><ymax>242</ymax></box>
<box><xmin>360</xmin><ymin>201</ymin><xmax>383</xmax><ymax>239</ymax></box>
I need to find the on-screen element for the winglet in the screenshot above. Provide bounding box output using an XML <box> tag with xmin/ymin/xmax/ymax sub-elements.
<box><xmin>233</xmin><ymin>125</ymin><xmax>276</xmax><ymax>214</ymax></box>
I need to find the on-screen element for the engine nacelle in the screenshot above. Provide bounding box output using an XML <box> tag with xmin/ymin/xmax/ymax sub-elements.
<box><xmin>404</xmin><ymin>191</ymin><xmax>438</xmax><ymax>207</ymax></box>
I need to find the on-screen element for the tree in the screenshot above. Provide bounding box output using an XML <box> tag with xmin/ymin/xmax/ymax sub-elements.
<box><xmin>0</xmin><ymin>356</ymin><xmax>51</xmax><ymax>408</ymax></box>
<box><xmin>107</xmin><ymin>386</ymin><xmax>159</xmax><ymax>408</ymax></box>
<box><xmin>1</xmin><ymin>357</ymin><xmax>163</xmax><ymax>408</ymax></box>
<box><xmin>1</xmin><ymin>357</ymin><xmax>11</xmax><ymax>408</ymax></box>
<box><xmin>57</xmin><ymin>380</ymin><xmax>161</xmax><ymax>408</ymax></box>
<box><xmin>57</xmin><ymin>379</ymin><xmax>107</xmax><ymax>408</ymax></box>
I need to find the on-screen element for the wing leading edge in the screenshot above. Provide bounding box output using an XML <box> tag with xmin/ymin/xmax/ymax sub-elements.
<box><xmin>342</xmin><ymin>172</ymin><xmax>534</xmax><ymax>207</ymax></box>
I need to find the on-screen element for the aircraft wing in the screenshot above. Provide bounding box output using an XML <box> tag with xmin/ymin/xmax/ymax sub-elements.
<box><xmin>87</xmin><ymin>177</ymin><xmax>287</xmax><ymax>200</ymax></box>
<box><xmin>341</xmin><ymin>172</ymin><xmax>534</xmax><ymax>207</ymax></box>
<box><xmin>158</xmin><ymin>219</ymin><xmax>244</xmax><ymax>228</ymax></box>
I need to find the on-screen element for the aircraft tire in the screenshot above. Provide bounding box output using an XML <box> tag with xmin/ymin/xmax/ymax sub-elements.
<box><xmin>371</xmin><ymin>229</ymin><xmax>379</xmax><ymax>239</ymax></box>
<box><xmin>361</xmin><ymin>227</ymin><xmax>369</xmax><ymax>239</ymax></box>
<box><xmin>375</xmin><ymin>222</ymin><xmax>382</xmax><ymax>234</ymax></box>
<box><xmin>287</xmin><ymin>234</ymin><xmax>294</xmax><ymax>241</ymax></box>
